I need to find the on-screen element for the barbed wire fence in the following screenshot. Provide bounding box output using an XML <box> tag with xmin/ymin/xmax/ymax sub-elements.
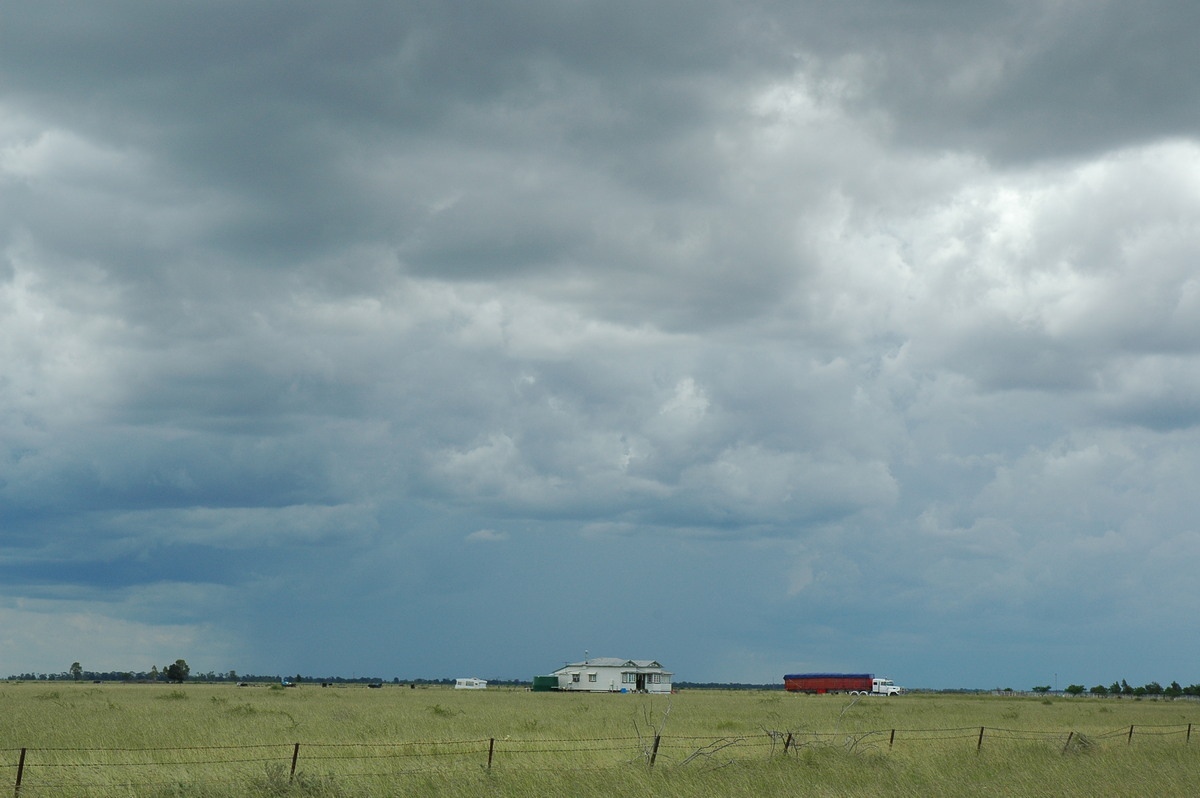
<box><xmin>1</xmin><ymin>722</ymin><xmax>1196</xmax><ymax>795</ymax></box>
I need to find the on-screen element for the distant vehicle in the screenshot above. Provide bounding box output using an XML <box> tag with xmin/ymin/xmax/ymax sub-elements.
<box><xmin>280</xmin><ymin>680</ymin><xmax>295</xmax><ymax>687</ymax></box>
<box><xmin>454</xmin><ymin>678</ymin><xmax>487</xmax><ymax>690</ymax></box>
<box><xmin>784</xmin><ymin>673</ymin><xmax>904</xmax><ymax>696</ymax></box>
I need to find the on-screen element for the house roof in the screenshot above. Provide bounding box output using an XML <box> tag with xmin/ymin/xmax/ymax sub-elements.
<box><xmin>552</xmin><ymin>657</ymin><xmax>670</xmax><ymax>672</ymax></box>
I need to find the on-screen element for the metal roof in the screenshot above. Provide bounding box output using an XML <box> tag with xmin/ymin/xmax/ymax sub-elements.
<box><xmin>553</xmin><ymin>657</ymin><xmax>669</xmax><ymax>672</ymax></box>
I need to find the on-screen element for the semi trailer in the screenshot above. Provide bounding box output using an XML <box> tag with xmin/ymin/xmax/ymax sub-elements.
<box><xmin>783</xmin><ymin>673</ymin><xmax>903</xmax><ymax>695</ymax></box>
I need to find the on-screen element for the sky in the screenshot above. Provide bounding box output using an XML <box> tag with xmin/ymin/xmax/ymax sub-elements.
<box><xmin>2</xmin><ymin>1</ymin><xmax>1200</xmax><ymax>690</ymax></box>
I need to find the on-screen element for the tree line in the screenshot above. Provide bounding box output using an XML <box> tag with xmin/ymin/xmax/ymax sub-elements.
<box><xmin>1031</xmin><ymin>680</ymin><xmax>1200</xmax><ymax>697</ymax></box>
<box><xmin>23</xmin><ymin>660</ymin><xmax>197</xmax><ymax>683</ymax></box>
<box><xmin>8</xmin><ymin>663</ymin><xmax>532</xmax><ymax>687</ymax></box>
<box><xmin>13</xmin><ymin>666</ymin><xmax>1198</xmax><ymax>696</ymax></box>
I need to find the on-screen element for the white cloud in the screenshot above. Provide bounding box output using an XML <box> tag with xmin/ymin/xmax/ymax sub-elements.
<box><xmin>679</xmin><ymin>445</ymin><xmax>897</xmax><ymax>526</ymax></box>
<box><xmin>465</xmin><ymin>529</ymin><xmax>509</xmax><ymax>543</ymax></box>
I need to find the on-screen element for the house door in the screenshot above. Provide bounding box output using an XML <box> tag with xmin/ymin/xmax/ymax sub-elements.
<box><xmin>635</xmin><ymin>674</ymin><xmax>646</xmax><ymax>691</ymax></box>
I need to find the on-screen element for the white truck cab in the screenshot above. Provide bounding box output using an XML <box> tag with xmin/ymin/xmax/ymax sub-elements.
<box><xmin>850</xmin><ymin>678</ymin><xmax>904</xmax><ymax>696</ymax></box>
<box><xmin>870</xmin><ymin>678</ymin><xmax>903</xmax><ymax>696</ymax></box>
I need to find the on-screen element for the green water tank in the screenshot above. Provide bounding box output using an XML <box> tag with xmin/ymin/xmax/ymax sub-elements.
<box><xmin>531</xmin><ymin>675</ymin><xmax>559</xmax><ymax>692</ymax></box>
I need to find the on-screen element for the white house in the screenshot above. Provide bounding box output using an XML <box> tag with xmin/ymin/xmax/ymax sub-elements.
<box><xmin>454</xmin><ymin>678</ymin><xmax>487</xmax><ymax>689</ymax></box>
<box><xmin>549</xmin><ymin>658</ymin><xmax>673</xmax><ymax>693</ymax></box>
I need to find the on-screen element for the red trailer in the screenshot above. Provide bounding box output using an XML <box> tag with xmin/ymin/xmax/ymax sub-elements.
<box><xmin>783</xmin><ymin>673</ymin><xmax>903</xmax><ymax>695</ymax></box>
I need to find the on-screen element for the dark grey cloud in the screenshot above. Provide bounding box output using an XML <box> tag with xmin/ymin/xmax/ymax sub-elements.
<box><xmin>778</xmin><ymin>0</ymin><xmax>1200</xmax><ymax>162</ymax></box>
<box><xmin>4</xmin><ymin>0</ymin><xmax>1200</xmax><ymax>686</ymax></box>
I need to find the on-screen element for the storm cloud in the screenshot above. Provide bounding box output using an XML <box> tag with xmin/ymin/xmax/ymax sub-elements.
<box><xmin>3</xmin><ymin>0</ymin><xmax>1200</xmax><ymax>687</ymax></box>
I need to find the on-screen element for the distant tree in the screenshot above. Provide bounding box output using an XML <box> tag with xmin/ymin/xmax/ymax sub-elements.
<box><xmin>1031</xmin><ymin>685</ymin><xmax>1051</xmax><ymax>693</ymax></box>
<box><xmin>1064</xmin><ymin>684</ymin><xmax>1086</xmax><ymax>695</ymax></box>
<box><xmin>69</xmin><ymin>662</ymin><xmax>83</xmax><ymax>681</ymax></box>
<box><xmin>1121</xmin><ymin>679</ymin><xmax>1133</xmax><ymax>695</ymax></box>
<box><xmin>1109</xmin><ymin>681</ymin><xmax>1121</xmax><ymax>695</ymax></box>
<box><xmin>1143</xmin><ymin>681</ymin><xmax>1163</xmax><ymax>695</ymax></box>
<box><xmin>164</xmin><ymin>660</ymin><xmax>190</xmax><ymax>683</ymax></box>
<box><xmin>149</xmin><ymin>666</ymin><xmax>159</xmax><ymax>680</ymax></box>
<box><xmin>1090</xmin><ymin>684</ymin><xmax>1108</xmax><ymax>695</ymax></box>
<box><xmin>228</xmin><ymin>670</ymin><xmax>237</xmax><ymax>682</ymax></box>
<box><xmin>1165</xmin><ymin>681</ymin><xmax>1183</xmax><ymax>698</ymax></box>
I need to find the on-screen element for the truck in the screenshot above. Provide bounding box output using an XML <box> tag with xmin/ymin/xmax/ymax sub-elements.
<box><xmin>783</xmin><ymin>673</ymin><xmax>904</xmax><ymax>696</ymax></box>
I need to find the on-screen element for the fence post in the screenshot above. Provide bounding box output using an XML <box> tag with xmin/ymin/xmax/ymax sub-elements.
<box><xmin>1188</xmin><ymin>723</ymin><xmax>1193</xmax><ymax>744</ymax></box>
<box><xmin>14</xmin><ymin>748</ymin><xmax>25</xmax><ymax>798</ymax></box>
<box><xmin>1128</xmin><ymin>725</ymin><xmax>1135</xmax><ymax>744</ymax></box>
<box><xmin>783</xmin><ymin>732</ymin><xmax>793</xmax><ymax>754</ymax></box>
<box><xmin>976</xmin><ymin>727</ymin><xmax>985</xmax><ymax>752</ymax></box>
<box><xmin>889</xmin><ymin>729</ymin><xmax>896</xmax><ymax>749</ymax></box>
<box><xmin>488</xmin><ymin>738</ymin><xmax>495</xmax><ymax>769</ymax></box>
<box><xmin>1062</xmin><ymin>731</ymin><xmax>1074</xmax><ymax>754</ymax></box>
<box><xmin>649</xmin><ymin>734</ymin><xmax>661</xmax><ymax>766</ymax></box>
<box><xmin>290</xmin><ymin>743</ymin><xmax>300</xmax><ymax>782</ymax></box>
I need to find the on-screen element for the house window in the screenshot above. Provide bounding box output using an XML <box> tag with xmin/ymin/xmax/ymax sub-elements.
<box><xmin>623</xmin><ymin>673</ymin><xmax>635</xmax><ymax>683</ymax></box>
<box><xmin>588</xmin><ymin>673</ymin><xmax>597</xmax><ymax>683</ymax></box>
<box><xmin>571</xmin><ymin>673</ymin><xmax>580</xmax><ymax>683</ymax></box>
<box><xmin>650</xmin><ymin>674</ymin><xmax>661</xmax><ymax>684</ymax></box>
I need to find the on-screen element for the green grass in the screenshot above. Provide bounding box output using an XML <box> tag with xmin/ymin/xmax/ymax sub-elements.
<box><xmin>2</xmin><ymin>683</ymin><xmax>1199</xmax><ymax>796</ymax></box>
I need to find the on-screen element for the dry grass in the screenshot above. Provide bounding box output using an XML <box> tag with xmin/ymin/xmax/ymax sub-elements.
<box><xmin>2</xmin><ymin>683</ymin><xmax>1199</xmax><ymax>796</ymax></box>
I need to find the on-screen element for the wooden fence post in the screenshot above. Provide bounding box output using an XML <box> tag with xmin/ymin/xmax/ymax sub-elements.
<box><xmin>649</xmin><ymin>734</ymin><xmax>661</xmax><ymax>766</ymax></box>
<box><xmin>889</xmin><ymin>729</ymin><xmax>896</xmax><ymax>749</ymax></box>
<box><xmin>1062</xmin><ymin>731</ymin><xmax>1074</xmax><ymax>754</ymax></box>
<box><xmin>1188</xmin><ymin>723</ymin><xmax>1193</xmax><ymax>744</ymax></box>
<box><xmin>487</xmin><ymin>738</ymin><xmax>495</xmax><ymax>769</ymax></box>
<box><xmin>976</xmin><ymin>727</ymin><xmax>985</xmax><ymax>752</ymax></box>
<box><xmin>13</xmin><ymin>748</ymin><xmax>25</xmax><ymax>798</ymax></box>
<box><xmin>783</xmin><ymin>732</ymin><xmax>793</xmax><ymax>754</ymax></box>
<box><xmin>1128</xmin><ymin>725</ymin><xmax>1135</xmax><ymax>744</ymax></box>
<box><xmin>290</xmin><ymin>743</ymin><xmax>300</xmax><ymax>782</ymax></box>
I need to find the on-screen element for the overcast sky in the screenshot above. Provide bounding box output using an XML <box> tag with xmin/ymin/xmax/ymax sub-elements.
<box><xmin>3</xmin><ymin>1</ymin><xmax>1200</xmax><ymax>689</ymax></box>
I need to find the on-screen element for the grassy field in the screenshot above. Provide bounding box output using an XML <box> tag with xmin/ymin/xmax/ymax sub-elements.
<box><xmin>2</xmin><ymin>682</ymin><xmax>1200</xmax><ymax>796</ymax></box>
